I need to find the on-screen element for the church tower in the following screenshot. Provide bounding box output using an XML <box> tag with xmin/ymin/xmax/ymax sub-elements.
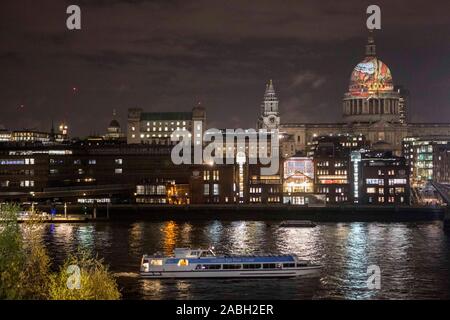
<box><xmin>258</xmin><ymin>79</ymin><xmax>280</xmax><ymax>130</ymax></box>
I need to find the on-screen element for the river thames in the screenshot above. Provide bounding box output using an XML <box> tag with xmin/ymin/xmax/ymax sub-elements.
<box><xmin>39</xmin><ymin>220</ymin><xmax>450</xmax><ymax>299</ymax></box>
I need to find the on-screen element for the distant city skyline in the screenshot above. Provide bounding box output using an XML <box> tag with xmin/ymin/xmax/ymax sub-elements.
<box><xmin>1</xmin><ymin>0</ymin><xmax>450</xmax><ymax>136</ymax></box>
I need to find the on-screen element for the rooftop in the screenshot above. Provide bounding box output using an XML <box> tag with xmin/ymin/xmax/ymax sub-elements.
<box><xmin>140</xmin><ymin>112</ymin><xmax>192</xmax><ymax>121</ymax></box>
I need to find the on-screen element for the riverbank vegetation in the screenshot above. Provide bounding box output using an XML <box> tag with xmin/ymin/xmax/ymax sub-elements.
<box><xmin>0</xmin><ymin>203</ymin><xmax>121</xmax><ymax>300</ymax></box>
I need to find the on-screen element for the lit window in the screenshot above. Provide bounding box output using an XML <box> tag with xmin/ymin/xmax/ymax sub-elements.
<box><xmin>213</xmin><ymin>184</ymin><xmax>219</xmax><ymax>195</ymax></box>
<box><xmin>150</xmin><ymin>259</ymin><xmax>163</xmax><ymax>266</ymax></box>
<box><xmin>115</xmin><ymin>168</ymin><xmax>123</xmax><ymax>174</ymax></box>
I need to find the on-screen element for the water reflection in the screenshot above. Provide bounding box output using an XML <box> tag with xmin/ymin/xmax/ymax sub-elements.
<box><xmin>33</xmin><ymin>220</ymin><xmax>450</xmax><ymax>300</ymax></box>
<box><xmin>162</xmin><ymin>221</ymin><xmax>178</xmax><ymax>255</ymax></box>
<box><xmin>129</xmin><ymin>222</ymin><xmax>144</xmax><ymax>256</ymax></box>
<box><xmin>76</xmin><ymin>225</ymin><xmax>95</xmax><ymax>249</ymax></box>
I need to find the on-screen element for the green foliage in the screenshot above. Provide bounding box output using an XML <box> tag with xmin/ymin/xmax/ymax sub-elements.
<box><xmin>49</xmin><ymin>250</ymin><xmax>121</xmax><ymax>300</ymax></box>
<box><xmin>19</xmin><ymin>215</ymin><xmax>52</xmax><ymax>299</ymax></box>
<box><xmin>0</xmin><ymin>203</ymin><xmax>26</xmax><ymax>299</ymax></box>
<box><xmin>0</xmin><ymin>203</ymin><xmax>121</xmax><ymax>300</ymax></box>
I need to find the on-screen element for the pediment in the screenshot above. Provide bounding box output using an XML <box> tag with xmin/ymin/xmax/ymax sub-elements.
<box><xmin>369</xmin><ymin>120</ymin><xmax>393</xmax><ymax>129</ymax></box>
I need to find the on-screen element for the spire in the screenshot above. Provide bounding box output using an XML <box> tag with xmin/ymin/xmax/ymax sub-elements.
<box><xmin>265</xmin><ymin>79</ymin><xmax>275</xmax><ymax>96</ymax></box>
<box><xmin>366</xmin><ymin>30</ymin><xmax>376</xmax><ymax>57</ymax></box>
<box><xmin>258</xmin><ymin>79</ymin><xmax>280</xmax><ymax>130</ymax></box>
<box><xmin>112</xmin><ymin>109</ymin><xmax>117</xmax><ymax>118</ymax></box>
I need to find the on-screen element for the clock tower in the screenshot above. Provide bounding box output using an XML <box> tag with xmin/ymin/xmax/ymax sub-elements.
<box><xmin>257</xmin><ymin>79</ymin><xmax>280</xmax><ymax>130</ymax></box>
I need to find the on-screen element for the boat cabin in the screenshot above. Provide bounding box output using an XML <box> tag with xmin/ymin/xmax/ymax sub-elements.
<box><xmin>174</xmin><ymin>248</ymin><xmax>216</xmax><ymax>258</ymax></box>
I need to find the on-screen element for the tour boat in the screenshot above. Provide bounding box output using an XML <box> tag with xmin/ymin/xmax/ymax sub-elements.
<box><xmin>140</xmin><ymin>248</ymin><xmax>322</xmax><ymax>279</ymax></box>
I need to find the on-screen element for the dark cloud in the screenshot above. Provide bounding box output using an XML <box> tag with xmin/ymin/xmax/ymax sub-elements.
<box><xmin>0</xmin><ymin>0</ymin><xmax>450</xmax><ymax>136</ymax></box>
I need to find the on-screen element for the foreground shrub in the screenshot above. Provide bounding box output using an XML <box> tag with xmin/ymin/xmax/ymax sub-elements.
<box><xmin>0</xmin><ymin>203</ymin><xmax>120</xmax><ymax>300</ymax></box>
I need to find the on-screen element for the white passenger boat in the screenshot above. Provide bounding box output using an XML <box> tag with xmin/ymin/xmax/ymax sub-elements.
<box><xmin>140</xmin><ymin>248</ymin><xmax>322</xmax><ymax>279</ymax></box>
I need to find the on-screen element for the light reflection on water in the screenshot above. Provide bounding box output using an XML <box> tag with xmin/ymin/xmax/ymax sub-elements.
<box><xmin>36</xmin><ymin>220</ymin><xmax>450</xmax><ymax>300</ymax></box>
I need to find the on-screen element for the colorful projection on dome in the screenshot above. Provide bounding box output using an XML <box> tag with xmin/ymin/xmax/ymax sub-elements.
<box><xmin>349</xmin><ymin>57</ymin><xmax>393</xmax><ymax>97</ymax></box>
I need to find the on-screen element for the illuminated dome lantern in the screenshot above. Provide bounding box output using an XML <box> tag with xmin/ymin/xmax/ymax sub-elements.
<box><xmin>343</xmin><ymin>32</ymin><xmax>401</xmax><ymax>124</ymax></box>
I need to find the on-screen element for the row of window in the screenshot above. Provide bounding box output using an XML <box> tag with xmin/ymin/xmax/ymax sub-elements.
<box><xmin>368</xmin><ymin>196</ymin><xmax>406</xmax><ymax>203</ymax></box>
<box><xmin>204</xmin><ymin>170</ymin><xmax>219</xmax><ymax>181</ymax></box>
<box><xmin>377</xmin><ymin>169</ymin><xmax>397</xmax><ymax>176</ymax></box>
<box><xmin>0</xmin><ymin>169</ymin><xmax>34</xmax><ymax>176</ymax></box>
<box><xmin>77</xmin><ymin>159</ymin><xmax>123</xmax><ymax>165</ymax></box>
<box><xmin>318</xmin><ymin>187</ymin><xmax>346</xmax><ymax>193</ymax></box>
<box><xmin>195</xmin><ymin>263</ymin><xmax>301</xmax><ymax>270</ymax></box>
<box><xmin>366</xmin><ymin>187</ymin><xmax>406</xmax><ymax>195</ymax></box>
<box><xmin>136</xmin><ymin>185</ymin><xmax>166</xmax><ymax>195</ymax></box>
<box><xmin>365</xmin><ymin>178</ymin><xmax>407</xmax><ymax>186</ymax></box>
<box><xmin>1</xmin><ymin>180</ymin><xmax>35</xmax><ymax>188</ymax></box>
<box><xmin>317</xmin><ymin>161</ymin><xmax>346</xmax><ymax>167</ymax></box>
<box><xmin>0</xmin><ymin>158</ymin><xmax>35</xmax><ymax>165</ymax></box>
<box><xmin>204</xmin><ymin>184</ymin><xmax>219</xmax><ymax>195</ymax></box>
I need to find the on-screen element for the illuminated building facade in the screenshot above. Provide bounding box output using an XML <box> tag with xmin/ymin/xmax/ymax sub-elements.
<box><xmin>309</xmin><ymin>135</ymin><xmax>366</xmax><ymax>204</ymax></box>
<box><xmin>248</xmin><ymin>170</ymin><xmax>283</xmax><ymax>204</ymax></box>
<box><xmin>403</xmin><ymin>136</ymin><xmax>450</xmax><ymax>186</ymax></box>
<box><xmin>279</xmin><ymin>32</ymin><xmax>450</xmax><ymax>155</ymax></box>
<box><xmin>352</xmin><ymin>151</ymin><xmax>410</xmax><ymax>205</ymax></box>
<box><xmin>0</xmin><ymin>126</ymin><xmax>11</xmax><ymax>142</ymax></box>
<box><xmin>314</xmin><ymin>157</ymin><xmax>350</xmax><ymax>204</ymax></box>
<box><xmin>127</xmin><ymin>104</ymin><xmax>206</xmax><ymax>145</ymax></box>
<box><xmin>190</xmin><ymin>164</ymin><xmax>237</xmax><ymax>204</ymax></box>
<box><xmin>135</xmin><ymin>179</ymin><xmax>190</xmax><ymax>204</ymax></box>
<box><xmin>282</xmin><ymin>157</ymin><xmax>315</xmax><ymax>205</ymax></box>
<box><xmin>11</xmin><ymin>130</ymin><xmax>51</xmax><ymax>143</ymax></box>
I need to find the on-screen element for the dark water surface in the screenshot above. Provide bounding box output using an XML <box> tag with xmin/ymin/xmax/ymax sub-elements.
<box><xmin>39</xmin><ymin>220</ymin><xmax>450</xmax><ymax>299</ymax></box>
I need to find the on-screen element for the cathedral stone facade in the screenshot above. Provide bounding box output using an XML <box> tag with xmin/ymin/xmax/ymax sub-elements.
<box><xmin>259</xmin><ymin>32</ymin><xmax>450</xmax><ymax>156</ymax></box>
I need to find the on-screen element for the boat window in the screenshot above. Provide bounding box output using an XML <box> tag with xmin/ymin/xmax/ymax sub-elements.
<box><xmin>296</xmin><ymin>262</ymin><xmax>308</xmax><ymax>267</ymax></box>
<box><xmin>283</xmin><ymin>263</ymin><xmax>295</xmax><ymax>268</ymax></box>
<box><xmin>243</xmin><ymin>264</ymin><xmax>262</xmax><ymax>269</ymax></box>
<box><xmin>203</xmin><ymin>264</ymin><xmax>221</xmax><ymax>270</ymax></box>
<box><xmin>222</xmin><ymin>264</ymin><xmax>241</xmax><ymax>270</ymax></box>
<box><xmin>150</xmin><ymin>259</ymin><xmax>163</xmax><ymax>266</ymax></box>
<box><xmin>262</xmin><ymin>263</ymin><xmax>276</xmax><ymax>269</ymax></box>
<box><xmin>200</xmin><ymin>251</ymin><xmax>214</xmax><ymax>257</ymax></box>
<box><xmin>177</xmin><ymin>259</ymin><xmax>189</xmax><ymax>267</ymax></box>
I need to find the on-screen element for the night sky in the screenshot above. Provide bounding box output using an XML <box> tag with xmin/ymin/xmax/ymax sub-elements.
<box><xmin>1</xmin><ymin>0</ymin><xmax>450</xmax><ymax>137</ymax></box>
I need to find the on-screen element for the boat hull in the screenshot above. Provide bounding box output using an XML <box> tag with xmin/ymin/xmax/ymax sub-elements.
<box><xmin>140</xmin><ymin>266</ymin><xmax>321</xmax><ymax>279</ymax></box>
